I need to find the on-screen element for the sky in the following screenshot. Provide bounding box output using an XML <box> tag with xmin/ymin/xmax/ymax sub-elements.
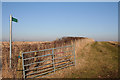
<box><xmin>1</xmin><ymin>0</ymin><xmax>120</xmax><ymax>2</ymax></box>
<box><xmin>2</xmin><ymin>2</ymin><xmax>118</xmax><ymax>41</ymax></box>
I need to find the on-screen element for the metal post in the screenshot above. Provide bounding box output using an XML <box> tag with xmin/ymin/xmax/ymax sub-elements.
<box><xmin>22</xmin><ymin>52</ymin><xmax>25</xmax><ymax>79</ymax></box>
<box><xmin>73</xmin><ymin>43</ymin><xmax>76</xmax><ymax>65</ymax></box>
<box><xmin>10</xmin><ymin>14</ymin><xmax>12</xmax><ymax>68</ymax></box>
<box><xmin>52</xmin><ymin>48</ymin><xmax>55</xmax><ymax>72</ymax></box>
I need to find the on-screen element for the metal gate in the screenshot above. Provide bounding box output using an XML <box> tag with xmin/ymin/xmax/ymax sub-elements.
<box><xmin>21</xmin><ymin>44</ymin><xmax>76</xmax><ymax>79</ymax></box>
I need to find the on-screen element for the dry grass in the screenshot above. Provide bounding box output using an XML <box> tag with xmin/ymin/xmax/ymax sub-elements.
<box><xmin>47</xmin><ymin>41</ymin><xmax>119</xmax><ymax>78</ymax></box>
<box><xmin>2</xmin><ymin>37</ymin><xmax>94</xmax><ymax>78</ymax></box>
<box><xmin>2</xmin><ymin>37</ymin><xmax>118</xmax><ymax>79</ymax></box>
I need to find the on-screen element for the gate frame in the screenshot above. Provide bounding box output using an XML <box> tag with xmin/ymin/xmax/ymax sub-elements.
<box><xmin>21</xmin><ymin>44</ymin><xmax>76</xmax><ymax>79</ymax></box>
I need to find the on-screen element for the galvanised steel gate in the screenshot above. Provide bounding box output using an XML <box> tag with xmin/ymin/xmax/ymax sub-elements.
<box><xmin>22</xmin><ymin>44</ymin><xmax>76</xmax><ymax>79</ymax></box>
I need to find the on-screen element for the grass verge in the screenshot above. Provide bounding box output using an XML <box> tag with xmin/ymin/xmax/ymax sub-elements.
<box><xmin>52</xmin><ymin>41</ymin><xmax>119</xmax><ymax>78</ymax></box>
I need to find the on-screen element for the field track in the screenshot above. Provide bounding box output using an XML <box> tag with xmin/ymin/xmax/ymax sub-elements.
<box><xmin>46</xmin><ymin>41</ymin><xmax>119</xmax><ymax>78</ymax></box>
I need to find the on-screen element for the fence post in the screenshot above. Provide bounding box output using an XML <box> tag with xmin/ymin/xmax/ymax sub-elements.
<box><xmin>52</xmin><ymin>48</ymin><xmax>55</xmax><ymax>72</ymax></box>
<box><xmin>73</xmin><ymin>43</ymin><xmax>76</xmax><ymax>66</ymax></box>
<box><xmin>17</xmin><ymin>51</ymin><xmax>23</xmax><ymax>78</ymax></box>
<box><xmin>22</xmin><ymin>52</ymin><xmax>25</xmax><ymax>79</ymax></box>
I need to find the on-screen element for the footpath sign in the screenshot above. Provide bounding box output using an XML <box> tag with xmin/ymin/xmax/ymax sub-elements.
<box><xmin>10</xmin><ymin>14</ymin><xmax>18</xmax><ymax>68</ymax></box>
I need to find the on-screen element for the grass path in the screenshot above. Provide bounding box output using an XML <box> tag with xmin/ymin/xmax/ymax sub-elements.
<box><xmin>47</xmin><ymin>41</ymin><xmax>118</xmax><ymax>78</ymax></box>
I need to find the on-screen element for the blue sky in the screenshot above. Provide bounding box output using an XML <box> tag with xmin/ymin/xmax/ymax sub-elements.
<box><xmin>2</xmin><ymin>2</ymin><xmax>118</xmax><ymax>41</ymax></box>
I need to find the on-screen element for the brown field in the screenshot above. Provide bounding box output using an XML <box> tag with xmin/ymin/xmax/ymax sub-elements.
<box><xmin>2</xmin><ymin>37</ymin><xmax>94</xmax><ymax>78</ymax></box>
<box><xmin>2</xmin><ymin>37</ymin><xmax>119</xmax><ymax>79</ymax></box>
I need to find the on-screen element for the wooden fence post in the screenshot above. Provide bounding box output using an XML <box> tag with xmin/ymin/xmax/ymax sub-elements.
<box><xmin>17</xmin><ymin>51</ymin><xmax>23</xmax><ymax>78</ymax></box>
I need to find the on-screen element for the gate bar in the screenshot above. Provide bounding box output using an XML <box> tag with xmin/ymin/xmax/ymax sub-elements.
<box><xmin>30</xmin><ymin>70</ymin><xmax>54</xmax><ymax>78</ymax></box>
<box><xmin>55</xmin><ymin>61</ymin><xmax>74</xmax><ymax>68</ymax></box>
<box><xmin>54</xmin><ymin>58</ymin><xmax>73</xmax><ymax>64</ymax></box>
<box><xmin>24</xmin><ymin>63</ymin><xmax>54</xmax><ymax>72</ymax></box>
<box><xmin>23</xmin><ymin>53</ymin><xmax>52</xmax><ymax>60</ymax></box>
<box><xmin>26</xmin><ymin>67</ymin><xmax>54</xmax><ymax>77</ymax></box>
<box><xmin>55</xmin><ymin>64</ymin><xmax>74</xmax><ymax>71</ymax></box>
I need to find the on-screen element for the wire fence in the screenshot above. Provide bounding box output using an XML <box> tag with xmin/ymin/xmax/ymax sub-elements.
<box><xmin>21</xmin><ymin>44</ymin><xmax>76</xmax><ymax>79</ymax></box>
